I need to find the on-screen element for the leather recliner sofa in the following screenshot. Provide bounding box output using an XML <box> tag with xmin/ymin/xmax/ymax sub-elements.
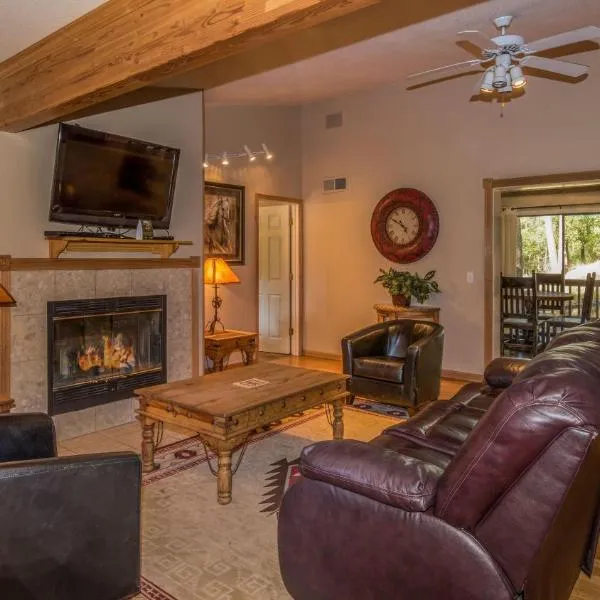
<box><xmin>0</xmin><ymin>413</ymin><xmax>141</xmax><ymax>600</ymax></box>
<box><xmin>279</xmin><ymin>321</ymin><xmax>600</xmax><ymax>600</ymax></box>
<box><xmin>342</xmin><ymin>320</ymin><xmax>444</xmax><ymax>413</ymax></box>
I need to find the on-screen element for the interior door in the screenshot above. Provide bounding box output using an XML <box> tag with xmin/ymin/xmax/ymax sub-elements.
<box><xmin>259</xmin><ymin>204</ymin><xmax>292</xmax><ymax>354</ymax></box>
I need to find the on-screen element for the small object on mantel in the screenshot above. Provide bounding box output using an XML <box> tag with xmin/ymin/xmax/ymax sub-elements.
<box><xmin>0</xmin><ymin>394</ymin><xmax>15</xmax><ymax>414</ymax></box>
<box><xmin>374</xmin><ymin>303</ymin><xmax>440</xmax><ymax>324</ymax></box>
<box><xmin>45</xmin><ymin>235</ymin><xmax>192</xmax><ymax>259</ymax></box>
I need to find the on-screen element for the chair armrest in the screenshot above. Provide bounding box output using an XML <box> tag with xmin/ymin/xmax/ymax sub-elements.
<box><xmin>0</xmin><ymin>413</ymin><xmax>56</xmax><ymax>463</ymax></box>
<box><xmin>0</xmin><ymin>452</ymin><xmax>141</xmax><ymax>600</ymax></box>
<box><xmin>484</xmin><ymin>357</ymin><xmax>529</xmax><ymax>389</ymax></box>
<box><xmin>300</xmin><ymin>440</ymin><xmax>444</xmax><ymax>511</ymax></box>
<box><xmin>341</xmin><ymin>324</ymin><xmax>388</xmax><ymax>374</ymax></box>
<box><xmin>403</xmin><ymin>329</ymin><xmax>444</xmax><ymax>405</ymax></box>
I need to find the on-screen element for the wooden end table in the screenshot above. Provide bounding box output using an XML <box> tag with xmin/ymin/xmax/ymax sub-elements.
<box><xmin>374</xmin><ymin>303</ymin><xmax>440</xmax><ymax>324</ymax></box>
<box><xmin>135</xmin><ymin>363</ymin><xmax>349</xmax><ymax>505</ymax></box>
<box><xmin>204</xmin><ymin>329</ymin><xmax>257</xmax><ymax>372</ymax></box>
<box><xmin>0</xmin><ymin>395</ymin><xmax>15</xmax><ymax>414</ymax></box>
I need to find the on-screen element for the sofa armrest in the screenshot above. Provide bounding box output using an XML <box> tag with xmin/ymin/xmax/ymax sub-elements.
<box><xmin>341</xmin><ymin>324</ymin><xmax>388</xmax><ymax>374</ymax></box>
<box><xmin>0</xmin><ymin>452</ymin><xmax>141</xmax><ymax>600</ymax></box>
<box><xmin>300</xmin><ymin>440</ymin><xmax>444</xmax><ymax>511</ymax></box>
<box><xmin>0</xmin><ymin>413</ymin><xmax>56</xmax><ymax>463</ymax></box>
<box><xmin>484</xmin><ymin>357</ymin><xmax>529</xmax><ymax>389</ymax></box>
<box><xmin>403</xmin><ymin>329</ymin><xmax>444</xmax><ymax>405</ymax></box>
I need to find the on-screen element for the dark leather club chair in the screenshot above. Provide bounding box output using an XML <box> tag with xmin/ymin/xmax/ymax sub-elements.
<box><xmin>341</xmin><ymin>320</ymin><xmax>444</xmax><ymax>413</ymax></box>
<box><xmin>0</xmin><ymin>413</ymin><xmax>141</xmax><ymax>600</ymax></box>
<box><xmin>278</xmin><ymin>321</ymin><xmax>600</xmax><ymax>600</ymax></box>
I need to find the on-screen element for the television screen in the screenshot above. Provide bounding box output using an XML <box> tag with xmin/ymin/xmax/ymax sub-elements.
<box><xmin>50</xmin><ymin>123</ymin><xmax>180</xmax><ymax>228</ymax></box>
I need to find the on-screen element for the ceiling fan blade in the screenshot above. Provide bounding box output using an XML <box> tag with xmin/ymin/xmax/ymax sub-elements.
<box><xmin>525</xmin><ymin>26</ymin><xmax>600</xmax><ymax>54</ymax></box>
<box><xmin>521</xmin><ymin>55</ymin><xmax>589</xmax><ymax>78</ymax></box>
<box><xmin>407</xmin><ymin>59</ymin><xmax>483</xmax><ymax>86</ymax></box>
<box><xmin>458</xmin><ymin>30</ymin><xmax>499</xmax><ymax>50</ymax></box>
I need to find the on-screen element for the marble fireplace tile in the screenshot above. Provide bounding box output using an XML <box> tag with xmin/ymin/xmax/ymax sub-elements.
<box><xmin>11</xmin><ymin>271</ymin><xmax>54</xmax><ymax>316</ymax></box>
<box><xmin>52</xmin><ymin>270</ymin><xmax>96</xmax><ymax>301</ymax></box>
<box><xmin>53</xmin><ymin>406</ymin><xmax>96</xmax><ymax>441</ymax></box>
<box><xmin>11</xmin><ymin>359</ymin><xmax>47</xmax><ymax>413</ymax></box>
<box><xmin>95</xmin><ymin>398</ymin><xmax>135</xmax><ymax>430</ymax></box>
<box><xmin>11</xmin><ymin>315</ymin><xmax>46</xmax><ymax>363</ymax></box>
<box><xmin>168</xmin><ymin>341</ymin><xmax>193</xmax><ymax>383</ymax></box>
<box><xmin>165</xmin><ymin>269</ymin><xmax>192</xmax><ymax>309</ymax></box>
<box><xmin>132</xmin><ymin>270</ymin><xmax>166</xmax><ymax>296</ymax></box>
<box><xmin>96</xmin><ymin>270</ymin><xmax>133</xmax><ymax>298</ymax></box>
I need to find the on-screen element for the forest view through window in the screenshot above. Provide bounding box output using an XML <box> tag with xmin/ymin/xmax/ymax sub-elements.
<box><xmin>518</xmin><ymin>213</ymin><xmax>600</xmax><ymax>277</ymax></box>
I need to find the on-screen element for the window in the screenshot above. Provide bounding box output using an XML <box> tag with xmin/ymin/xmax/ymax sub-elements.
<box><xmin>516</xmin><ymin>212</ymin><xmax>600</xmax><ymax>277</ymax></box>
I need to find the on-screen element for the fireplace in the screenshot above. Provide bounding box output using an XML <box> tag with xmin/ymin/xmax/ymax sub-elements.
<box><xmin>47</xmin><ymin>295</ymin><xmax>167</xmax><ymax>415</ymax></box>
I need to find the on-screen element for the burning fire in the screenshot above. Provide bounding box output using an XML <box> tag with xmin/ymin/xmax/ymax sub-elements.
<box><xmin>77</xmin><ymin>334</ymin><xmax>136</xmax><ymax>372</ymax></box>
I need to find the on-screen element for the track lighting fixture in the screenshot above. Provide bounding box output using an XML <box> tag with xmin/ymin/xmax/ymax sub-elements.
<box><xmin>221</xmin><ymin>152</ymin><xmax>229</xmax><ymax>166</ymax></box>
<box><xmin>244</xmin><ymin>145</ymin><xmax>257</xmax><ymax>162</ymax></box>
<box><xmin>262</xmin><ymin>143</ymin><xmax>274</xmax><ymax>160</ymax></box>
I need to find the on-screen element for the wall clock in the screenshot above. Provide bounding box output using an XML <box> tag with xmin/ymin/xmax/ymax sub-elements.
<box><xmin>371</xmin><ymin>188</ymin><xmax>439</xmax><ymax>263</ymax></box>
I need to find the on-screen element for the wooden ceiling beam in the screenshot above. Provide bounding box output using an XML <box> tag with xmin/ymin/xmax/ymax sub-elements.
<box><xmin>0</xmin><ymin>0</ymin><xmax>383</xmax><ymax>132</ymax></box>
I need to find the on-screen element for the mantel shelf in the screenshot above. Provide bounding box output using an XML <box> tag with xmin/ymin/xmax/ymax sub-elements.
<box><xmin>45</xmin><ymin>236</ymin><xmax>193</xmax><ymax>259</ymax></box>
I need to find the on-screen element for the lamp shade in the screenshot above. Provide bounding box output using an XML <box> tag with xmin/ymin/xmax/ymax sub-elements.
<box><xmin>204</xmin><ymin>258</ymin><xmax>240</xmax><ymax>285</ymax></box>
<box><xmin>0</xmin><ymin>282</ymin><xmax>16</xmax><ymax>307</ymax></box>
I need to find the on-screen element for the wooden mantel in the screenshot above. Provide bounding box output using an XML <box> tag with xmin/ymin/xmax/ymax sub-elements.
<box><xmin>0</xmin><ymin>0</ymin><xmax>484</xmax><ymax>132</ymax></box>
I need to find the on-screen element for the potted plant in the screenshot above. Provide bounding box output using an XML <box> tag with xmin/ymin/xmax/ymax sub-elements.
<box><xmin>374</xmin><ymin>268</ymin><xmax>440</xmax><ymax>307</ymax></box>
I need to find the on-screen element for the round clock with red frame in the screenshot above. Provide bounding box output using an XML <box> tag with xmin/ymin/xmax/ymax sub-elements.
<box><xmin>370</xmin><ymin>188</ymin><xmax>439</xmax><ymax>264</ymax></box>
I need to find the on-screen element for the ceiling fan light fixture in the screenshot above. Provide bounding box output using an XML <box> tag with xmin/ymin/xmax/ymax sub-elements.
<box><xmin>493</xmin><ymin>65</ymin><xmax>508</xmax><ymax>88</ymax></box>
<box><xmin>480</xmin><ymin>69</ymin><xmax>495</xmax><ymax>93</ymax></box>
<box><xmin>510</xmin><ymin>65</ymin><xmax>527</xmax><ymax>88</ymax></box>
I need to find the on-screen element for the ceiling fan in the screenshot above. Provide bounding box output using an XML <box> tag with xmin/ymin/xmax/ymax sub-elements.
<box><xmin>407</xmin><ymin>16</ymin><xmax>600</xmax><ymax>98</ymax></box>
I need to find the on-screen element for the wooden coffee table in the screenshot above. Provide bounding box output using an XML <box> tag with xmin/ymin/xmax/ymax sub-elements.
<box><xmin>135</xmin><ymin>363</ymin><xmax>349</xmax><ymax>505</ymax></box>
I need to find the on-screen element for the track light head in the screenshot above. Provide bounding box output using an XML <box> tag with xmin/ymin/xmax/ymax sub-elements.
<box><xmin>222</xmin><ymin>152</ymin><xmax>229</xmax><ymax>166</ymax></box>
<box><xmin>261</xmin><ymin>143</ymin><xmax>274</xmax><ymax>161</ymax></box>
<box><xmin>244</xmin><ymin>145</ymin><xmax>256</xmax><ymax>162</ymax></box>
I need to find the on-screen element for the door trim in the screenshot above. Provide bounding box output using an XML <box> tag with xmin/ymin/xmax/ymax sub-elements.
<box><xmin>256</xmin><ymin>193</ymin><xmax>304</xmax><ymax>356</ymax></box>
<box><xmin>483</xmin><ymin>170</ymin><xmax>600</xmax><ymax>365</ymax></box>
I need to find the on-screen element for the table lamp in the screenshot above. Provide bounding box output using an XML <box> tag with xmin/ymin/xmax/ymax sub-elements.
<box><xmin>204</xmin><ymin>258</ymin><xmax>240</xmax><ymax>334</ymax></box>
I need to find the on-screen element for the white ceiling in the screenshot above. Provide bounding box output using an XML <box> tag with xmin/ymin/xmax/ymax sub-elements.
<box><xmin>204</xmin><ymin>0</ymin><xmax>600</xmax><ymax>105</ymax></box>
<box><xmin>0</xmin><ymin>0</ymin><xmax>106</xmax><ymax>61</ymax></box>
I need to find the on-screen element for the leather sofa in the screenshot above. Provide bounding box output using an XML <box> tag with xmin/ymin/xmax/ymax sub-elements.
<box><xmin>0</xmin><ymin>413</ymin><xmax>141</xmax><ymax>600</ymax></box>
<box><xmin>279</xmin><ymin>321</ymin><xmax>600</xmax><ymax>600</ymax></box>
<box><xmin>342</xmin><ymin>320</ymin><xmax>444</xmax><ymax>413</ymax></box>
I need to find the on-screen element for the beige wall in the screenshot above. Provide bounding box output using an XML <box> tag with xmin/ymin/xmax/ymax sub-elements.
<box><xmin>0</xmin><ymin>92</ymin><xmax>204</xmax><ymax>258</ymax></box>
<box><xmin>301</xmin><ymin>51</ymin><xmax>600</xmax><ymax>374</ymax></box>
<box><xmin>203</xmin><ymin>105</ymin><xmax>302</xmax><ymax>338</ymax></box>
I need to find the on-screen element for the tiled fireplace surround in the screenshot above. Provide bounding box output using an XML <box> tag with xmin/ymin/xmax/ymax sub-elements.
<box><xmin>7</xmin><ymin>264</ymin><xmax>198</xmax><ymax>441</ymax></box>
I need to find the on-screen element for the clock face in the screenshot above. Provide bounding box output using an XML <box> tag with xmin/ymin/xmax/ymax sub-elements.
<box><xmin>371</xmin><ymin>188</ymin><xmax>439</xmax><ymax>264</ymax></box>
<box><xmin>385</xmin><ymin>207</ymin><xmax>420</xmax><ymax>247</ymax></box>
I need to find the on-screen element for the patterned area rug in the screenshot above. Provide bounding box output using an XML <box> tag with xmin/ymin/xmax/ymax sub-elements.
<box><xmin>137</xmin><ymin>406</ymin><xmax>403</xmax><ymax>599</ymax></box>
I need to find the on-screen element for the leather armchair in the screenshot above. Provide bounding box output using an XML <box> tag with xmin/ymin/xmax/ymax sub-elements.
<box><xmin>279</xmin><ymin>322</ymin><xmax>600</xmax><ymax>600</ymax></box>
<box><xmin>342</xmin><ymin>320</ymin><xmax>444</xmax><ymax>413</ymax></box>
<box><xmin>0</xmin><ymin>413</ymin><xmax>141</xmax><ymax>600</ymax></box>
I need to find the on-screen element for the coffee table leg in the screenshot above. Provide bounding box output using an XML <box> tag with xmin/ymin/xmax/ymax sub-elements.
<box><xmin>141</xmin><ymin>416</ymin><xmax>158</xmax><ymax>473</ymax></box>
<box><xmin>217</xmin><ymin>449</ymin><xmax>233</xmax><ymax>505</ymax></box>
<box><xmin>333</xmin><ymin>397</ymin><xmax>344</xmax><ymax>440</ymax></box>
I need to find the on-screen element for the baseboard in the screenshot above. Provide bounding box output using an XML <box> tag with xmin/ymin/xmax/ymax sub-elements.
<box><xmin>442</xmin><ymin>369</ymin><xmax>482</xmax><ymax>383</ymax></box>
<box><xmin>304</xmin><ymin>351</ymin><xmax>482</xmax><ymax>383</ymax></box>
<box><xmin>303</xmin><ymin>350</ymin><xmax>342</xmax><ymax>361</ymax></box>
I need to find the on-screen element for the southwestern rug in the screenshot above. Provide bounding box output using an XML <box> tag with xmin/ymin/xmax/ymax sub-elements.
<box><xmin>134</xmin><ymin>406</ymin><xmax>402</xmax><ymax>600</ymax></box>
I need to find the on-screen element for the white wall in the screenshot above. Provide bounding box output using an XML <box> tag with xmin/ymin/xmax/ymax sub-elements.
<box><xmin>0</xmin><ymin>92</ymin><xmax>204</xmax><ymax>257</ymax></box>
<box><xmin>301</xmin><ymin>51</ymin><xmax>600</xmax><ymax>374</ymax></box>
<box><xmin>204</xmin><ymin>105</ymin><xmax>302</xmax><ymax>335</ymax></box>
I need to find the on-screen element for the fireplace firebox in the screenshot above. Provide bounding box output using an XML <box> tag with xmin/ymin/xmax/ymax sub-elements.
<box><xmin>47</xmin><ymin>295</ymin><xmax>167</xmax><ymax>415</ymax></box>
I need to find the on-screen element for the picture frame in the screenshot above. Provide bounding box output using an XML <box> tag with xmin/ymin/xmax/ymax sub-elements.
<box><xmin>204</xmin><ymin>181</ymin><xmax>245</xmax><ymax>265</ymax></box>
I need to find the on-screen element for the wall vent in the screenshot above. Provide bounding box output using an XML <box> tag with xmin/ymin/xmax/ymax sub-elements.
<box><xmin>325</xmin><ymin>112</ymin><xmax>343</xmax><ymax>129</ymax></box>
<box><xmin>323</xmin><ymin>177</ymin><xmax>348</xmax><ymax>193</ymax></box>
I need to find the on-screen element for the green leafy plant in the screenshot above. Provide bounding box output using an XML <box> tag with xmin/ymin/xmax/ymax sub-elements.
<box><xmin>374</xmin><ymin>268</ymin><xmax>440</xmax><ymax>304</ymax></box>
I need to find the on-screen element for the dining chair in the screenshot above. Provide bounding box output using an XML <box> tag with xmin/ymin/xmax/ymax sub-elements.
<box><xmin>533</xmin><ymin>271</ymin><xmax>565</xmax><ymax>316</ymax></box>
<box><xmin>545</xmin><ymin>272</ymin><xmax>597</xmax><ymax>340</ymax></box>
<box><xmin>500</xmin><ymin>275</ymin><xmax>543</xmax><ymax>357</ymax></box>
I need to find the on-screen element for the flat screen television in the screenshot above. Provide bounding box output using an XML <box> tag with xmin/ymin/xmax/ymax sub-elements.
<box><xmin>50</xmin><ymin>123</ymin><xmax>180</xmax><ymax>228</ymax></box>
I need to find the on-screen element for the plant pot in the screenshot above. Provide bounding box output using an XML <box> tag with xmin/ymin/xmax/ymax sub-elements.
<box><xmin>391</xmin><ymin>294</ymin><xmax>411</xmax><ymax>307</ymax></box>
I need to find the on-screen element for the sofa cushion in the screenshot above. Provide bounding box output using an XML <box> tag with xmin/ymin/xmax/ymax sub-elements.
<box><xmin>353</xmin><ymin>356</ymin><xmax>404</xmax><ymax>383</ymax></box>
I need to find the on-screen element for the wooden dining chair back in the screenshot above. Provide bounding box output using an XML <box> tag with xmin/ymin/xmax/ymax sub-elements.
<box><xmin>500</xmin><ymin>276</ymin><xmax>541</xmax><ymax>357</ymax></box>
<box><xmin>533</xmin><ymin>272</ymin><xmax>565</xmax><ymax>315</ymax></box>
<box><xmin>580</xmin><ymin>272</ymin><xmax>597</xmax><ymax>323</ymax></box>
